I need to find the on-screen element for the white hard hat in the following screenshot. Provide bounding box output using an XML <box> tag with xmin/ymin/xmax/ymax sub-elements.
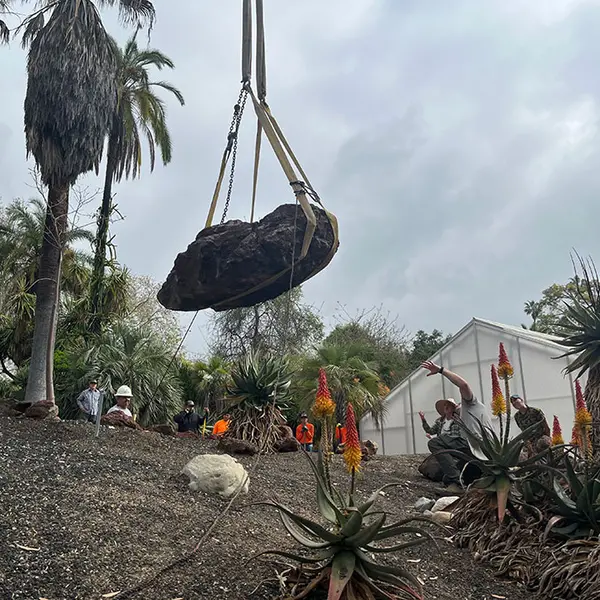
<box><xmin>115</xmin><ymin>385</ymin><xmax>133</xmax><ymax>398</ymax></box>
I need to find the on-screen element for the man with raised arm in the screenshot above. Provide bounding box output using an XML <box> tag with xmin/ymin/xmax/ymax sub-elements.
<box><xmin>421</xmin><ymin>360</ymin><xmax>493</xmax><ymax>492</ymax></box>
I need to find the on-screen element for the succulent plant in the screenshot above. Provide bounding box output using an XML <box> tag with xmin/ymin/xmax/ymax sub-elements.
<box><xmin>251</xmin><ymin>452</ymin><xmax>441</xmax><ymax>600</ymax></box>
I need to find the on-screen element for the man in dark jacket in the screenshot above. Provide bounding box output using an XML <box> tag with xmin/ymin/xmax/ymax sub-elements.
<box><xmin>174</xmin><ymin>401</ymin><xmax>209</xmax><ymax>434</ymax></box>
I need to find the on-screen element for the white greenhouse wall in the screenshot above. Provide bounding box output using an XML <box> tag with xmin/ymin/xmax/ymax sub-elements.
<box><xmin>361</xmin><ymin>318</ymin><xmax>586</xmax><ymax>456</ymax></box>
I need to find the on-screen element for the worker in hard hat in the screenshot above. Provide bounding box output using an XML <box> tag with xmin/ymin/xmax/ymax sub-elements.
<box><xmin>106</xmin><ymin>385</ymin><xmax>134</xmax><ymax>419</ymax></box>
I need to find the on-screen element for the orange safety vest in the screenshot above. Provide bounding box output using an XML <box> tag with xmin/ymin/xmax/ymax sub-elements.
<box><xmin>213</xmin><ymin>419</ymin><xmax>230</xmax><ymax>436</ymax></box>
<box><xmin>335</xmin><ymin>426</ymin><xmax>347</xmax><ymax>444</ymax></box>
<box><xmin>296</xmin><ymin>422</ymin><xmax>315</xmax><ymax>444</ymax></box>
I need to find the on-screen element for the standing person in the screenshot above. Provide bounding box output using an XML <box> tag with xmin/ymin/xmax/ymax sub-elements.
<box><xmin>334</xmin><ymin>422</ymin><xmax>347</xmax><ymax>452</ymax></box>
<box><xmin>510</xmin><ymin>394</ymin><xmax>551</xmax><ymax>454</ymax></box>
<box><xmin>106</xmin><ymin>385</ymin><xmax>134</xmax><ymax>419</ymax></box>
<box><xmin>212</xmin><ymin>413</ymin><xmax>231</xmax><ymax>438</ymax></box>
<box><xmin>296</xmin><ymin>413</ymin><xmax>315</xmax><ymax>452</ymax></box>
<box><xmin>174</xmin><ymin>401</ymin><xmax>209</xmax><ymax>434</ymax></box>
<box><xmin>76</xmin><ymin>379</ymin><xmax>101</xmax><ymax>423</ymax></box>
<box><xmin>421</xmin><ymin>361</ymin><xmax>493</xmax><ymax>492</ymax></box>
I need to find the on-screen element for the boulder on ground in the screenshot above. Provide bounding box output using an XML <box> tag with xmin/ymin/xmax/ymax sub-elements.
<box><xmin>418</xmin><ymin>454</ymin><xmax>444</xmax><ymax>482</ymax></box>
<box><xmin>151</xmin><ymin>424</ymin><xmax>176</xmax><ymax>437</ymax></box>
<box><xmin>182</xmin><ymin>454</ymin><xmax>249</xmax><ymax>498</ymax></box>
<box><xmin>274</xmin><ymin>437</ymin><xmax>300</xmax><ymax>453</ymax></box>
<box><xmin>24</xmin><ymin>401</ymin><xmax>59</xmax><ymax>421</ymax></box>
<box><xmin>278</xmin><ymin>425</ymin><xmax>294</xmax><ymax>439</ymax></box>
<box><xmin>363</xmin><ymin>440</ymin><xmax>378</xmax><ymax>456</ymax></box>
<box><xmin>100</xmin><ymin>412</ymin><xmax>143</xmax><ymax>430</ymax></box>
<box><xmin>217</xmin><ymin>437</ymin><xmax>258</xmax><ymax>456</ymax></box>
<box><xmin>157</xmin><ymin>204</ymin><xmax>338</xmax><ymax>312</ymax></box>
<box><xmin>176</xmin><ymin>431</ymin><xmax>199</xmax><ymax>439</ymax></box>
<box><xmin>414</xmin><ymin>497</ymin><xmax>435</xmax><ymax>513</ymax></box>
<box><xmin>432</xmin><ymin>496</ymin><xmax>460</xmax><ymax>513</ymax></box>
<box><xmin>430</xmin><ymin>510</ymin><xmax>453</xmax><ymax>525</ymax></box>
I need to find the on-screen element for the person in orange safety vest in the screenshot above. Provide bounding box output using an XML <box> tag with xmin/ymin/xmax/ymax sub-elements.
<box><xmin>334</xmin><ymin>423</ymin><xmax>347</xmax><ymax>452</ymax></box>
<box><xmin>295</xmin><ymin>413</ymin><xmax>315</xmax><ymax>451</ymax></box>
<box><xmin>212</xmin><ymin>413</ymin><xmax>231</xmax><ymax>438</ymax></box>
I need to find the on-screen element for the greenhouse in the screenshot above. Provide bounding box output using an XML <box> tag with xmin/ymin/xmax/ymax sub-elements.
<box><xmin>361</xmin><ymin>317</ymin><xmax>584</xmax><ymax>455</ymax></box>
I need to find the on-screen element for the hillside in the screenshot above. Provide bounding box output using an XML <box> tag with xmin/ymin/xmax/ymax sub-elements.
<box><xmin>0</xmin><ymin>407</ymin><xmax>529</xmax><ymax>600</ymax></box>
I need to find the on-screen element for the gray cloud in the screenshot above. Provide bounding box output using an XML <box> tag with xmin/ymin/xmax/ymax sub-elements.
<box><xmin>1</xmin><ymin>0</ymin><xmax>600</xmax><ymax>354</ymax></box>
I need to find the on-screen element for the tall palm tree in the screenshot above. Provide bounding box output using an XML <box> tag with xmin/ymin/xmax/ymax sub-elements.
<box><xmin>296</xmin><ymin>343</ymin><xmax>388</xmax><ymax>428</ymax></box>
<box><xmin>89</xmin><ymin>33</ymin><xmax>184</xmax><ymax>333</ymax></box>
<box><xmin>20</xmin><ymin>0</ymin><xmax>154</xmax><ymax>405</ymax></box>
<box><xmin>558</xmin><ymin>255</ymin><xmax>600</xmax><ymax>457</ymax></box>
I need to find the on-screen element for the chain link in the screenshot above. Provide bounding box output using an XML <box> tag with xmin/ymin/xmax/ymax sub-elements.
<box><xmin>220</xmin><ymin>87</ymin><xmax>249</xmax><ymax>224</ymax></box>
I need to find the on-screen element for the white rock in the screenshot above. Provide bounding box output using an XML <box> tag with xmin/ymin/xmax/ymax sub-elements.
<box><xmin>414</xmin><ymin>497</ymin><xmax>435</xmax><ymax>512</ymax></box>
<box><xmin>182</xmin><ymin>454</ymin><xmax>249</xmax><ymax>498</ymax></box>
<box><xmin>431</xmin><ymin>496</ymin><xmax>459</xmax><ymax>513</ymax></box>
<box><xmin>430</xmin><ymin>510</ymin><xmax>452</xmax><ymax>524</ymax></box>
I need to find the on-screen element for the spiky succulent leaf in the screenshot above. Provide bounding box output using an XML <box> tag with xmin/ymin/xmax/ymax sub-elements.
<box><xmin>340</xmin><ymin>510</ymin><xmax>364</xmax><ymax>537</ymax></box>
<box><xmin>344</xmin><ymin>513</ymin><xmax>387</xmax><ymax>547</ymax></box>
<box><xmin>280</xmin><ymin>511</ymin><xmax>333</xmax><ymax>549</ymax></box>
<box><xmin>328</xmin><ymin>551</ymin><xmax>356</xmax><ymax>600</ymax></box>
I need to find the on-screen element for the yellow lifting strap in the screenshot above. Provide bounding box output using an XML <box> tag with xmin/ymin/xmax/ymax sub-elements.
<box><xmin>205</xmin><ymin>0</ymin><xmax>339</xmax><ymax>309</ymax></box>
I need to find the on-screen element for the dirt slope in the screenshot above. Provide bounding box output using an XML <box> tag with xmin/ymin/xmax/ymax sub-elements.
<box><xmin>0</xmin><ymin>410</ymin><xmax>529</xmax><ymax>600</ymax></box>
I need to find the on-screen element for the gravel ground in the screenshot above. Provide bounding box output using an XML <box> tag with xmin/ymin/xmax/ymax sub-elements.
<box><xmin>0</xmin><ymin>405</ymin><xmax>531</xmax><ymax>600</ymax></box>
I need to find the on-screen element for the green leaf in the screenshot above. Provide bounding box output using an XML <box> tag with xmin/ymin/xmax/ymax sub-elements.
<box><xmin>251</xmin><ymin>548</ymin><xmax>334</xmax><ymax>565</ymax></box>
<box><xmin>280</xmin><ymin>511</ymin><xmax>333</xmax><ymax>549</ymax></box>
<box><xmin>373</xmin><ymin>525</ymin><xmax>439</xmax><ymax>548</ymax></box>
<box><xmin>364</xmin><ymin>537</ymin><xmax>429</xmax><ymax>553</ymax></box>
<box><xmin>341</xmin><ymin>510</ymin><xmax>364</xmax><ymax>538</ymax></box>
<box><xmin>252</xmin><ymin>501</ymin><xmax>342</xmax><ymax>543</ymax></box>
<box><xmin>345</xmin><ymin>513</ymin><xmax>386</xmax><ymax>547</ymax></box>
<box><xmin>328</xmin><ymin>551</ymin><xmax>356</xmax><ymax>600</ymax></box>
<box><xmin>356</xmin><ymin>483</ymin><xmax>401</xmax><ymax>515</ymax></box>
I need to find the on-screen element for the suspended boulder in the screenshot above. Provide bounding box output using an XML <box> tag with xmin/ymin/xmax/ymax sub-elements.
<box><xmin>157</xmin><ymin>203</ymin><xmax>338</xmax><ymax>312</ymax></box>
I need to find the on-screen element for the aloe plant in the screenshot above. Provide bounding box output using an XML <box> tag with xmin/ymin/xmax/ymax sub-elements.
<box><xmin>251</xmin><ymin>453</ymin><xmax>441</xmax><ymax>600</ymax></box>
<box><xmin>543</xmin><ymin>457</ymin><xmax>600</xmax><ymax>539</ymax></box>
<box><xmin>225</xmin><ymin>351</ymin><xmax>292</xmax><ymax>450</ymax></box>
<box><xmin>448</xmin><ymin>418</ymin><xmax>553</xmax><ymax>522</ymax></box>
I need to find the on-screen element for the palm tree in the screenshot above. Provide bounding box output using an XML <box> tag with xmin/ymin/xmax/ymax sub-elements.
<box><xmin>89</xmin><ymin>33</ymin><xmax>184</xmax><ymax>332</ymax></box>
<box><xmin>20</xmin><ymin>0</ymin><xmax>154</xmax><ymax>405</ymax></box>
<box><xmin>0</xmin><ymin>0</ymin><xmax>10</xmax><ymax>44</ymax></box>
<box><xmin>296</xmin><ymin>343</ymin><xmax>388</xmax><ymax>428</ymax></box>
<box><xmin>558</xmin><ymin>255</ymin><xmax>600</xmax><ymax>457</ymax></box>
<box><xmin>58</xmin><ymin>322</ymin><xmax>182</xmax><ymax>425</ymax></box>
<box><xmin>0</xmin><ymin>198</ymin><xmax>93</xmax><ymax>370</ymax></box>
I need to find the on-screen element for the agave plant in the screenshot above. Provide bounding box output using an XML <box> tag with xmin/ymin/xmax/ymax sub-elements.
<box><xmin>251</xmin><ymin>453</ymin><xmax>441</xmax><ymax>600</ymax></box>
<box><xmin>543</xmin><ymin>456</ymin><xmax>600</xmax><ymax>539</ymax></box>
<box><xmin>449</xmin><ymin>418</ymin><xmax>550</xmax><ymax>522</ymax></box>
<box><xmin>225</xmin><ymin>351</ymin><xmax>292</xmax><ymax>451</ymax></box>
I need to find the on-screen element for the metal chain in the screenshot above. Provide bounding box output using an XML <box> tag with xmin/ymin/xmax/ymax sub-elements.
<box><xmin>221</xmin><ymin>87</ymin><xmax>249</xmax><ymax>224</ymax></box>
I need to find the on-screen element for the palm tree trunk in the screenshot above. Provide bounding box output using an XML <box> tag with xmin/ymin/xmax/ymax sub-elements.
<box><xmin>585</xmin><ymin>365</ymin><xmax>600</xmax><ymax>459</ymax></box>
<box><xmin>24</xmin><ymin>183</ymin><xmax>69</xmax><ymax>405</ymax></box>
<box><xmin>45</xmin><ymin>252</ymin><xmax>62</xmax><ymax>404</ymax></box>
<box><xmin>89</xmin><ymin>126</ymin><xmax>118</xmax><ymax>333</ymax></box>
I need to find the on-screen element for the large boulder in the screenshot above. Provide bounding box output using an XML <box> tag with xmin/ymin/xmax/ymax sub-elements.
<box><xmin>182</xmin><ymin>454</ymin><xmax>249</xmax><ymax>498</ymax></box>
<box><xmin>157</xmin><ymin>204</ymin><xmax>338</xmax><ymax>312</ymax></box>
<box><xmin>151</xmin><ymin>424</ymin><xmax>176</xmax><ymax>437</ymax></box>
<box><xmin>24</xmin><ymin>401</ymin><xmax>59</xmax><ymax>421</ymax></box>
<box><xmin>100</xmin><ymin>412</ymin><xmax>143</xmax><ymax>430</ymax></box>
<box><xmin>217</xmin><ymin>437</ymin><xmax>258</xmax><ymax>456</ymax></box>
<box><xmin>274</xmin><ymin>437</ymin><xmax>300</xmax><ymax>453</ymax></box>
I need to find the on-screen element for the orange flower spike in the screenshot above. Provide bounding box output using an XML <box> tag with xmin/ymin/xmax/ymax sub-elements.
<box><xmin>312</xmin><ymin>368</ymin><xmax>336</xmax><ymax>419</ymax></box>
<box><xmin>491</xmin><ymin>365</ymin><xmax>506</xmax><ymax>416</ymax></box>
<box><xmin>575</xmin><ymin>380</ymin><xmax>592</xmax><ymax>427</ymax></box>
<box><xmin>343</xmin><ymin>403</ymin><xmax>362</xmax><ymax>473</ymax></box>
<box><xmin>497</xmin><ymin>342</ymin><xmax>514</xmax><ymax>380</ymax></box>
<box><xmin>551</xmin><ymin>416</ymin><xmax>564</xmax><ymax>446</ymax></box>
<box><xmin>571</xmin><ymin>424</ymin><xmax>580</xmax><ymax>447</ymax></box>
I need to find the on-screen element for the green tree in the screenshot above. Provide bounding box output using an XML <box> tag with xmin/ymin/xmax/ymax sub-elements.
<box><xmin>209</xmin><ymin>287</ymin><xmax>324</xmax><ymax>360</ymax></box>
<box><xmin>57</xmin><ymin>322</ymin><xmax>181</xmax><ymax>426</ymax></box>
<box><xmin>179</xmin><ymin>356</ymin><xmax>231</xmax><ymax>415</ymax></box>
<box><xmin>405</xmin><ymin>329</ymin><xmax>451</xmax><ymax>373</ymax></box>
<box><xmin>20</xmin><ymin>0</ymin><xmax>154</xmax><ymax>405</ymax></box>
<box><xmin>522</xmin><ymin>283</ymin><xmax>575</xmax><ymax>335</ymax></box>
<box><xmin>0</xmin><ymin>197</ymin><xmax>93</xmax><ymax>371</ymax></box>
<box><xmin>89</xmin><ymin>34</ymin><xmax>184</xmax><ymax>332</ymax></box>
<box><xmin>557</xmin><ymin>255</ymin><xmax>600</xmax><ymax>456</ymax></box>
<box><xmin>325</xmin><ymin>306</ymin><xmax>409</xmax><ymax>387</ymax></box>
<box><xmin>0</xmin><ymin>0</ymin><xmax>9</xmax><ymax>43</ymax></box>
<box><xmin>296</xmin><ymin>343</ymin><xmax>387</xmax><ymax>427</ymax></box>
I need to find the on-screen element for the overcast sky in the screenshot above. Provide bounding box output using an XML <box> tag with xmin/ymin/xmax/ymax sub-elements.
<box><xmin>1</xmin><ymin>0</ymin><xmax>600</xmax><ymax>355</ymax></box>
